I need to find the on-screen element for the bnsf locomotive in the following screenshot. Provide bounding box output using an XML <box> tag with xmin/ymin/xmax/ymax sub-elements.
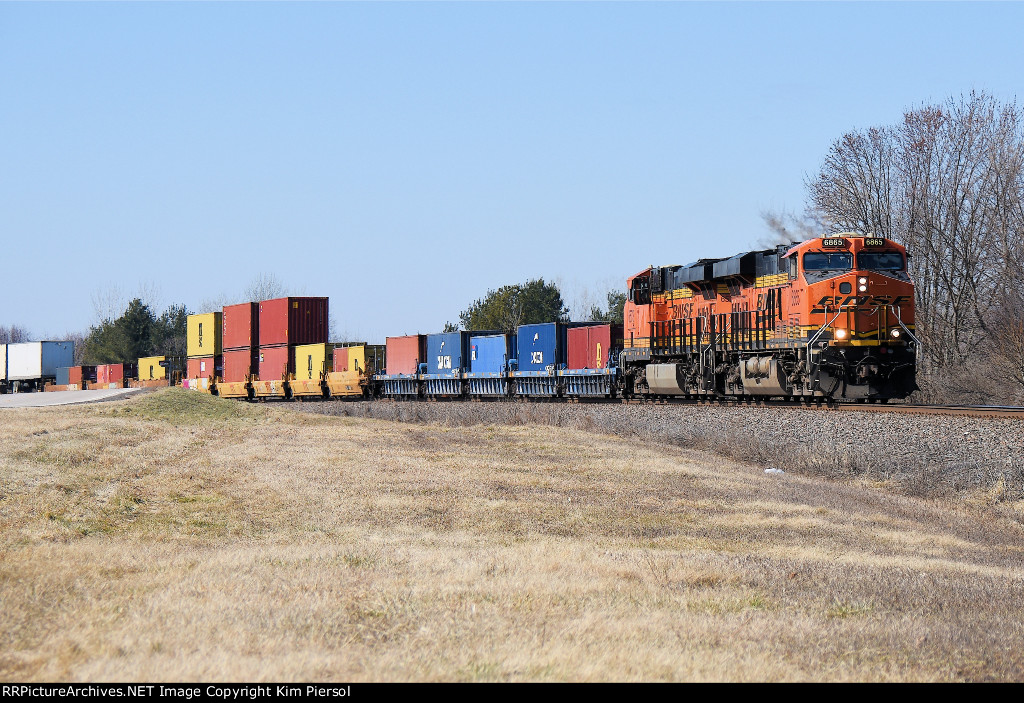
<box><xmin>621</xmin><ymin>233</ymin><xmax>917</xmax><ymax>401</ymax></box>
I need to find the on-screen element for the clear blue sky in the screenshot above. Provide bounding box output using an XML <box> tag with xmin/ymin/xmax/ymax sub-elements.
<box><xmin>2</xmin><ymin>2</ymin><xmax>1022</xmax><ymax>342</ymax></box>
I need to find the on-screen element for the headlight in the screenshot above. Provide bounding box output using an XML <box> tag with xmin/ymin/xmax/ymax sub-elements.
<box><xmin>835</xmin><ymin>329</ymin><xmax>848</xmax><ymax>339</ymax></box>
<box><xmin>890</xmin><ymin>328</ymin><xmax>901</xmax><ymax>338</ymax></box>
<box><xmin>859</xmin><ymin>277</ymin><xmax>867</xmax><ymax>285</ymax></box>
<box><xmin>858</xmin><ymin>284</ymin><xmax>868</xmax><ymax>292</ymax></box>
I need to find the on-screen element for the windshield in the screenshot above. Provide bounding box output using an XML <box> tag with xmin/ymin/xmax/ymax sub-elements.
<box><xmin>803</xmin><ymin>252</ymin><xmax>853</xmax><ymax>271</ymax></box>
<box><xmin>857</xmin><ymin>251</ymin><xmax>904</xmax><ymax>271</ymax></box>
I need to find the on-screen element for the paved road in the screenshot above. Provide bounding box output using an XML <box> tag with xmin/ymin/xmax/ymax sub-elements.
<box><xmin>0</xmin><ymin>388</ymin><xmax>149</xmax><ymax>408</ymax></box>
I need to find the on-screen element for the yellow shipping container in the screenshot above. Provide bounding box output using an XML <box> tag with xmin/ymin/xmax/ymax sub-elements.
<box><xmin>294</xmin><ymin>343</ymin><xmax>331</xmax><ymax>382</ymax></box>
<box><xmin>187</xmin><ymin>312</ymin><xmax>223</xmax><ymax>358</ymax></box>
<box><xmin>138</xmin><ymin>356</ymin><xmax>166</xmax><ymax>381</ymax></box>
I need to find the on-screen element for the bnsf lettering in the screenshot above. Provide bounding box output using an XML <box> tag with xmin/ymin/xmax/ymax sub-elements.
<box><xmin>531</xmin><ymin>351</ymin><xmax>544</xmax><ymax>365</ymax></box>
<box><xmin>437</xmin><ymin>355</ymin><xmax>452</xmax><ymax>370</ymax></box>
<box><xmin>812</xmin><ymin>295</ymin><xmax>910</xmax><ymax>313</ymax></box>
<box><xmin>672</xmin><ymin>302</ymin><xmax>695</xmax><ymax>318</ymax></box>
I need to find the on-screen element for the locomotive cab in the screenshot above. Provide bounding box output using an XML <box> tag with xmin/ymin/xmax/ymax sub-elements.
<box><xmin>785</xmin><ymin>234</ymin><xmax>918</xmax><ymax>398</ymax></box>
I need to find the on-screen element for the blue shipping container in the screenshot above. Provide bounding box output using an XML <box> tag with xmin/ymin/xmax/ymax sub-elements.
<box><xmin>516</xmin><ymin>323</ymin><xmax>566</xmax><ymax>372</ymax></box>
<box><xmin>469</xmin><ymin>333</ymin><xmax>514</xmax><ymax>374</ymax></box>
<box><xmin>426</xmin><ymin>332</ymin><xmax>471</xmax><ymax>376</ymax></box>
<box><xmin>56</xmin><ymin>366</ymin><xmax>71</xmax><ymax>386</ymax></box>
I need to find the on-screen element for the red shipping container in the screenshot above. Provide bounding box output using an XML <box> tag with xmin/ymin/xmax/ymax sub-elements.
<box><xmin>385</xmin><ymin>335</ymin><xmax>426</xmax><ymax>375</ymax></box>
<box><xmin>258</xmin><ymin>297</ymin><xmax>328</xmax><ymax>347</ymax></box>
<box><xmin>258</xmin><ymin>345</ymin><xmax>294</xmax><ymax>380</ymax></box>
<box><xmin>223</xmin><ymin>302</ymin><xmax>259</xmax><ymax>351</ymax></box>
<box><xmin>567</xmin><ymin>324</ymin><xmax>623</xmax><ymax>370</ymax></box>
<box><xmin>333</xmin><ymin>346</ymin><xmax>348</xmax><ymax>372</ymax></box>
<box><xmin>96</xmin><ymin>363</ymin><xmax>134</xmax><ymax>384</ymax></box>
<box><xmin>68</xmin><ymin>366</ymin><xmax>83</xmax><ymax>385</ymax></box>
<box><xmin>187</xmin><ymin>356</ymin><xmax>221</xmax><ymax>379</ymax></box>
<box><xmin>222</xmin><ymin>349</ymin><xmax>258</xmax><ymax>383</ymax></box>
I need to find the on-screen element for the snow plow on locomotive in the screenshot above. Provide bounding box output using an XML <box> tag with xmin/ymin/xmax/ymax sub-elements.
<box><xmin>620</xmin><ymin>234</ymin><xmax>918</xmax><ymax>402</ymax></box>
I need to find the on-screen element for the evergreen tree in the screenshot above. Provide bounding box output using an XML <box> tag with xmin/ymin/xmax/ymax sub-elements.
<box><xmin>458</xmin><ymin>279</ymin><xmax>569</xmax><ymax>331</ymax></box>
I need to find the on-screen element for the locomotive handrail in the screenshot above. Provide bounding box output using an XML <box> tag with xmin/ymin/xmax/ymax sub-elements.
<box><xmin>885</xmin><ymin>304</ymin><xmax>921</xmax><ymax>346</ymax></box>
<box><xmin>805</xmin><ymin>306</ymin><xmax>853</xmax><ymax>351</ymax></box>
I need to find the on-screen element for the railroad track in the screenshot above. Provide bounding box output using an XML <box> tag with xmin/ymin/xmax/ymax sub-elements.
<box><xmin>830</xmin><ymin>402</ymin><xmax>1024</xmax><ymax>419</ymax></box>
<box><xmin>362</xmin><ymin>394</ymin><xmax>1024</xmax><ymax>419</ymax></box>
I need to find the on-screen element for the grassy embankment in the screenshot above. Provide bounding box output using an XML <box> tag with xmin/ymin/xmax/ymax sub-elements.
<box><xmin>1</xmin><ymin>389</ymin><xmax>1022</xmax><ymax>681</ymax></box>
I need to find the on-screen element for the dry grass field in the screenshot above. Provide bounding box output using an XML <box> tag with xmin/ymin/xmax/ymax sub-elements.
<box><xmin>1</xmin><ymin>389</ymin><xmax>1023</xmax><ymax>681</ymax></box>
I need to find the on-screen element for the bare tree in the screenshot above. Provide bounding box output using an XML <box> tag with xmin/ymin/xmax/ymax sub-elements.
<box><xmin>0</xmin><ymin>325</ymin><xmax>32</xmax><ymax>343</ymax></box>
<box><xmin>244</xmin><ymin>273</ymin><xmax>287</xmax><ymax>302</ymax></box>
<box><xmin>91</xmin><ymin>284</ymin><xmax>126</xmax><ymax>323</ymax></box>
<box><xmin>807</xmin><ymin>91</ymin><xmax>1024</xmax><ymax>382</ymax></box>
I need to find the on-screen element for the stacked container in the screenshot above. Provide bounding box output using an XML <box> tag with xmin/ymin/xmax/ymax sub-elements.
<box><xmin>186</xmin><ymin>312</ymin><xmax>222</xmax><ymax>391</ymax></box>
<box><xmin>254</xmin><ymin>297</ymin><xmax>328</xmax><ymax>398</ymax></box>
<box><xmin>381</xmin><ymin>334</ymin><xmax>426</xmax><ymax>396</ymax></box>
<box><xmin>219</xmin><ymin>303</ymin><xmax>259</xmax><ymax>396</ymax></box>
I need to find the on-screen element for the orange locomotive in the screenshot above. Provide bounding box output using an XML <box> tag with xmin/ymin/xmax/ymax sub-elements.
<box><xmin>621</xmin><ymin>233</ymin><xmax>918</xmax><ymax>401</ymax></box>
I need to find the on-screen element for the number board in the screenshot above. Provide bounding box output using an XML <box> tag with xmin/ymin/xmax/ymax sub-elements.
<box><xmin>820</xmin><ymin>238</ymin><xmax>846</xmax><ymax>248</ymax></box>
<box><xmin>864</xmin><ymin>238</ymin><xmax>886</xmax><ymax>247</ymax></box>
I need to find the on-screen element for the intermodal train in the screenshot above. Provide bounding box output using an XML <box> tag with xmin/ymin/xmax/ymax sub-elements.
<box><xmin>7</xmin><ymin>233</ymin><xmax>918</xmax><ymax>403</ymax></box>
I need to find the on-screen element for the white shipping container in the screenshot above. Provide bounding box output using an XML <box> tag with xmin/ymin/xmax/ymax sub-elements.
<box><xmin>7</xmin><ymin>342</ymin><xmax>75</xmax><ymax>380</ymax></box>
<box><xmin>0</xmin><ymin>344</ymin><xmax>6</xmax><ymax>381</ymax></box>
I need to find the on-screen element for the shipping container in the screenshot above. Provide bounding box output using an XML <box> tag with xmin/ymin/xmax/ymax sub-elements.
<box><xmin>96</xmin><ymin>363</ymin><xmax>135</xmax><ymax>385</ymax></box>
<box><xmin>80</xmin><ymin>365</ymin><xmax>97</xmax><ymax>383</ymax></box>
<box><xmin>222</xmin><ymin>302</ymin><xmax>259</xmax><ymax>351</ymax></box>
<box><xmin>56</xmin><ymin>367</ymin><xmax>71</xmax><ymax>386</ymax></box>
<box><xmin>258</xmin><ymin>297</ymin><xmax>329</xmax><ymax>347</ymax></box>
<box><xmin>222</xmin><ymin>349</ymin><xmax>258</xmax><ymax>383</ymax></box>
<box><xmin>186</xmin><ymin>356</ymin><xmax>221</xmax><ymax>380</ymax></box>
<box><xmin>258</xmin><ymin>345</ymin><xmax>294</xmax><ymax>381</ymax></box>
<box><xmin>385</xmin><ymin>335</ymin><xmax>426</xmax><ymax>376</ymax></box>
<box><xmin>425</xmin><ymin>332</ymin><xmax>470</xmax><ymax>376</ymax></box>
<box><xmin>515</xmin><ymin>323</ymin><xmax>566</xmax><ymax>373</ymax></box>
<box><xmin>333</xmin><ymin>345</ymin><xmax>355</xmax><ymax>373</ymax></box>
<box><xmin>138</xmin><ymin>356</ymin><xmax>167</xmax><ymax>381</ymax></box>
<box><xmin>469</xmin><ymin>333</ymin><xmax>515</xmax><ymax>374</ymax></box>
<box><xmin>187</xmin><ymin>312</ymin><xmax>223</xmax><ymax>357</ymax></box>
<box><xmin>68</xmin><ymin>366</ymin><xmax>83</xmax><ymax>385</ymax></box>
<box><xmin>294</xmin><ymin>343</ymin><xmax>331</xmax><ymax>382</ymax></box>
<box><xmin>291</xmin><ymin>345</ymin><xmax>328</xmax><ymax>397</ymax></box>
<box><xmin>566</xmin><ymin>324</ymin><xmax>623</xmax><ymax>370</ymax></box>
<box><xmin>6</xmin><ymin>342</ymin><xmax>75</xmax><ymax>381</ymax></box>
